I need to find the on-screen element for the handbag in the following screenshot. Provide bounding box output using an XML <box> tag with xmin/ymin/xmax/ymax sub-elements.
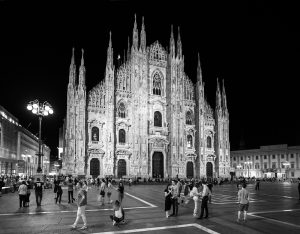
<box><xmin>100</xmin><ymin>189</ymin><xmax>105</xmax><ymax>196</ymax></box>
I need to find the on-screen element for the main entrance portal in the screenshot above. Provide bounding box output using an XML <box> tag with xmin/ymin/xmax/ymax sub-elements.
<box><xmin>152</xmin><ymin>152</ymin><xmax>164</xmax><ymax>178</ymax></box>
<box><xmin>186</xmin><ymin>161</ymin><xmax>194</xmax><ymax>178</ymax></box>
<box><xmin>117</xmin><ymin>159</ymin><xmax>126</xmax><ymax>179</ymax></box>
<box><xmin>206</xmin><ymin>162</ymin><xmax>213</xmax><ymax>178</ymax></box>
<box><xmin>90</xmin><ymin>158</ymin><xmax>100</xmax><ymax>177</ymax></box>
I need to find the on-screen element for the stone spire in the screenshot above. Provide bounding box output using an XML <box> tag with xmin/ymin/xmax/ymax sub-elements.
<box><xmin>169</xmin><ymin>25</ymin><xmax>175</xmax><ymax>58</ymax></box>
<box><xmin>222</xmin><ymin>79</ymin><xmax>228</xmax><ymax>114</ymax></box>
<box><xmin>78</xmin><ymin>49</ymin><xmax>85</xmax><ymax>86</ymax></box>
<box><xmin>69</xmin><ymin>47</ymin><xmax>76</xmax><ymax>86</ymax></box>
<box><xmin>140</xmin><ymin>16</ymin><xmax>146</xmax><ymax>52</ymax></box>
<box><xmin>132</xmin><ymin>14</ymin><xmax>139</xmax><ymax>50</ymax></box>
<box><xmin>197</xmin><ymin>53</ymin><xmax>203</xmax><ymax>85</ymax></box>
<box><xmin>106</xmin><ymin>31</ymin><xmax>114</xmax><ymax>69</ymax></box>
<box><xmin>177</xmin><ymin>26</ymin><xmax>182</xmax><ymax>59</ymax></box>
<box><xmin>216</xmin><ymin>78</ymin><xmax>222</xmax><ymax>111</ymax></box>
<box><xmin>127</xmin><ymin>37</ymin><xmax>130</xmax><ymax>60</ymax></box>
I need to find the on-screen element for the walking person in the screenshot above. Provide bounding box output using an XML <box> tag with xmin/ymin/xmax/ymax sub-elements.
<box><xmin>237</xmin><ymin>183</ymin><xmax>250</xmax><ymax>222</ymax></box>
<box><xmin>34</xmin><ymin>178</ymin><xmax>44</xmax><ymax>207</ymax></box>
<box><xmin>99</xmin><ymin>179</ymin><xmax>106</xmax><ymax>206</ymax></box>
<box><xmin>67</xmin><ymin>179</ymin><xmax>75</xmax><ymax>203</ymax></box>
<box><xmin>170</xmin><ymin>180</ymin><xmax>179</xmax><ymax>217</ymax></box>
<box><xmin>198</xmin><ymin>181</ymin><xmax>211</xmax><ymax>219</ymax></box>
<box><xmin>164</xmin><ymin>184</ymin><xmax>172</xmax><ymax>218</ymax></box>
<box><xmin>107</xmin><ymin>180</ymin><xmax>113</xmax><ymax>204</ymax></box>
<box><xmin>207</xmin><ymin>182</ymin><xmax>213</xmax><ymax>204</ymax></box>
<box><xmin>56</xmin><ymin>181</ymin><xmax>63</xmax><ymax>204</ymax></box>
<box><xmin>117</xmin><ymin>181</ymin><xmax>124</xmax><ymax>204</ymax></box>
<box><xmin>71</xmin><ymin>181</ymin><xmax>87</xmax><ymax>230</ymax></box>
<box><xmin>190</xmin><ymin>182</ymin><xmax>201</xmax><ymax>217</ymax></box>
<box><xmin>255</xmin><ymin>178</ymin><xmax>260</xmax><ymax>190</ymax></box>
<box><xmin>18</xmin><ymin>181</ymin><xmax>27</xmax><ymax>208</ymax></box>
<box><xmin>25</xmin><ymin>180</ymin><xmax>31</xmax><ymax>207</ymax></box>
<box><xmin>297</xmin><ymin>178</ymin><xmax>300</xmax><ymax>200</ymax></box>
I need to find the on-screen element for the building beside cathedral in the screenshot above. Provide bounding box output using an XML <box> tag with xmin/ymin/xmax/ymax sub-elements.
<box><xmin>62</xmin><ymin>16</ymin><xmax>230</xmax><ymax>179</ymax></box>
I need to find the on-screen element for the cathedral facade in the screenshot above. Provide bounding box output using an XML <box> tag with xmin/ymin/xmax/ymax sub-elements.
<box><xmin>63</xmin><ymin>16</ymin><xmax>230</xmax><ymax>179</ymax></box>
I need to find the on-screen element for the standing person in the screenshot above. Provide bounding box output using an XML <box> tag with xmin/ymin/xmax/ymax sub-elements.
<box><xmin>99</xmin><ymin>179</ymin><xmax>106</xmax><ymax>206</ymax></box>
<box><xmin>207</xmin><ymin>182</ymin><xmax>213</xmax><ymax>204</ymax></box>
<box><xmin>25</xmin><ymin>180</ymin><xmax>31</xmax><ymax>207</ymax></box>
<box><xmin>107</xmin><ymin>180</ymin><xmax>113</xmax><ymax>204</ymax></box>
<box><xmin>237</xmin><ymin>183</ymin><xmax>250</xmax><ymax>222</ymax></box>
<box><xmin>164</xmin><ymin>184</ymin><xmax>172</xmax><ymax>218</ymax></box>
<box><xmin>71</xmin><ymin>181</ymin><xmax>87</xmax><ymax>230</ymax></box>
<box><xmin>198</xmin><ymin>181</ymin><xmax>211</xmax><ymax>219</ymax></box>
<box><xmin>0</xmin><ymin>178</ymin><xmax>4</xmax><ymax>197</ymax></box>
<box><xmin>34</xmin><ymin>178</ymin><xmax>44</xmax><ymax>207</ymax></box>
<box><xmin>190</xmin><ymin>182</ymin><xmax>201</xmax><ymax>217</ymax></box>
<box><xmin>128</xmin><ymin>178</ymin><xmax>132</xmax><ymax>187</ymax></box>
<box><xmin>67</xmin><ymin>179</ymin><xmax>75</xmax><ymax>203</ymax></box>
<box><xmin>18</xmin><ymin>181</ymin><xmax>27</xmax><ymax>208</ymax></box>
<box><xmin>297</xmin><ymin>178</ymin><xmax>300</xmax><ymax>200</ymax></box>
<box><xmin>255</xmin><ymin>178</ymin><xmax>260</xmax><ymax>190</ymax></box>
<box><xmin>56</xmin><ymin>181</ymin><xmax>63</xmax><ymax>204</ymax></box>
<box><xmin>118</xmin><ymin>181</ymin><xmax>124</xmax><ymax>204</ymax></box>
<box><xmin>170</xmin><ymin>180</ymin><xmax>179</xmax><ymax>217</ymax></box>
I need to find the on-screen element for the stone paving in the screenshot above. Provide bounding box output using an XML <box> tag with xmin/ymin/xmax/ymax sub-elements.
<box><xmin>0</xmin><ymin>182</ymin><xmax>299</xmax><ymax>234</ymax></box>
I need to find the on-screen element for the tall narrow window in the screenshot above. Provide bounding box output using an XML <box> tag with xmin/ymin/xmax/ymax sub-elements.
<box><xmin>186</xmin><ymin>111</ymin><xmax>192</xmax><ymax>125</ymax></box>
<box><xmin>207</xmin><ymin>136</ymin><xmax>212</xmax><ymax>148</ymax></box>
<box><xmin>119</xmin><ymin>129</ymin><xmax>126</xmax><ymax>144</ymax></box>
<box><xmin>154</xmin><ymin>111</ymin><xmax>162</xmax><ymax>127</ymax></box>
<box><xmin>118</xmin><ymin>102</ymin><xmax>126</xmax><ymax>118</ymax></box>
<box><xmin>153</xmin><ymin>73</ymin><xmax>162</xmax><ymax>95</ymax></box>
<box><xmin>187</xmin><ymin>135</ymin><xmax>193</xmax><ymax>148</ymax></box>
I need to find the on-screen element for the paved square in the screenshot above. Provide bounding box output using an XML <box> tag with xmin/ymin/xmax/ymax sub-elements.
<box><xmin>0</xmin><ymin>182</ymin><xmax>299</xmax><ymax>234</ymax></box>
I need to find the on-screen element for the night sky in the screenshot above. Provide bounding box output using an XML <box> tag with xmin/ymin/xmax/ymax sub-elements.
<box><xmin>0</xmin><ymin>0</ymin><xmax>299</xmax><ymax>158</ymax></box>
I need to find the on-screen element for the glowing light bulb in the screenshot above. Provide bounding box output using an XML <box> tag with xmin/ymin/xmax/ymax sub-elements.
<box><xmin>27</xmin><ymin>104</ymin><xmax>33</xmax><ymax>110</ymax></box>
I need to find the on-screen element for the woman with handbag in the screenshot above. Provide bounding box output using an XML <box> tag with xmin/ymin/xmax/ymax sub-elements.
<box><xmin>190</xmin><ymin>182</ymin><xmax>201</xmax><ymax>217</ymax></box>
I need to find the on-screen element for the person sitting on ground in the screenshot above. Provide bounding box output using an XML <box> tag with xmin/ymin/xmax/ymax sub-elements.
<box><xmin>110</xmin><ymin>200</ymin><xmax>125</xmax><ymax>226</ymax></box>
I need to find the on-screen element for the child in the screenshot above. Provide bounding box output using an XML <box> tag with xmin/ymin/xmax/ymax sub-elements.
<box><xmin>109</xmin><ymin>200</ymin><xmax>125</xmax><ymax>226</ymax></box>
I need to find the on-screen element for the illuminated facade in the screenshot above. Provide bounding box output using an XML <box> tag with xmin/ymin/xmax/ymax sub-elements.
<box><xmin>231</xmin><ymin>144</ymin><xmax>300</xmax><ymax>179</ymax></box>
<box><xmin>63</xmin><ymin>16</ymin><xmax>230</xmax><ymax>179</ymax></box>
<box><xmin>0</xmin><ymin>105</ymin><xmax>50</xmax><ymax>176</ymax></box>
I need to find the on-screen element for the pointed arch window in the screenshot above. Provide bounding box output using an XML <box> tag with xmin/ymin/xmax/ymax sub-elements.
<box><xmin>153</xmin><ymin>73</ymin><xmax>162</xmax><ymax>95</ymax></box>
<box><xmin>207</xmin><ymin>136</ymin><xmax>212</xmax><ymax>148</ymax></box>
<box><xmin>154</xmin><ymin>111</ymin><xmax>162</xmax><ymax>127</ymax></box>
<box><xmin>186</xmin><ymin>111</ymin><xmax>193</xmax><ymax>125</ymax></box>
<box><xmin>187</xmin><ymin>135</ymin><xmax>193</xmax><ymax>148</ymax></box>
<box><xmin>119</xmin><ymin>129</ymin><xmax>126</xmax><ymax>144</ymax></box>
<box><xmin>91</xmin><ymin>127</ymin><xmax>99</xmax><ymax>142</ymax></box>
<box><xmin>118</xmin><ymin>102</ymin><xmax>126</xmax><ymax>118</ymax></box>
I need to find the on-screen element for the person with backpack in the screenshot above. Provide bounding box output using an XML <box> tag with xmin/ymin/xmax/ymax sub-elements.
<box><xmin>34</xmin><ymin>178</ymin><xmax>44</xmax><ymax>207</ymax></box>
<box><xmin>56</xmin><ymin>180</ymin><xmax>63</xmax><ymax>204</ymax></box>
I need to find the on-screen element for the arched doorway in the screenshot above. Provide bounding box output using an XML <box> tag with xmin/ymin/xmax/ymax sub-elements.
<box><xmin>90</xmin><ymin>158</ymin><xmax>100</xmax><ymax>177</ymax></box>
<box><xmin>117</xmin><ymin>159</ymin><xmax>126</xmax><ymax>179</ymax></box>
<box><xmin>186</xmin><ymin>161</ymin><xmax>194</xmax><ymax>178</ymax></box>
<box><xmin>206</xmin><ymin>162</ymin><xmax>213</xmax><ymax>178</ymax></box>
<box><xmin>152</xmin><ymin>152</ymin><xmax>164</xmax><ymax>178</ymax></box>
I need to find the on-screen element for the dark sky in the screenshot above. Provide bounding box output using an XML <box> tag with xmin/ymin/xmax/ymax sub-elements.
<box><xmin>0</xmin><ymin>0</ymin><xmax>299</xmax><ymax>157</ymax></box>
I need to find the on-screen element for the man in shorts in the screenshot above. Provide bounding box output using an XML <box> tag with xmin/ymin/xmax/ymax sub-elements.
<box><xmin>237</xmin><ymin>183</ymin><xmax>250</xmax><ymax>222</ymax></box>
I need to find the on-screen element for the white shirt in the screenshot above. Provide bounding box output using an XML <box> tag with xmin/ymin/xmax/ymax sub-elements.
<box><xmin>115</xmin><ymin>207</ymin><xmax>123</xmax><ymax>218</ymax></box>
<box><xmin>201</xmin><ymin>184</ymin><xmax>211</xmax><ymax>197</ymax></box>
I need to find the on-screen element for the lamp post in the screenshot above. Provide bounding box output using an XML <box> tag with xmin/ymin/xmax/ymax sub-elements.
<box><xmin>244</xmin><ymin>160</ymin><xmax>252</xmax><ymax>178</ymax></box>
<box><xmin>27</xmin><ymin>100</ymin><xmax>53</xmax><ymax>174</ymax></box>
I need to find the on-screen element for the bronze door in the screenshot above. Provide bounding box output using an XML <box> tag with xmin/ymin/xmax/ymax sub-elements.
<box><xmin>186</xmin><ymin>161</ymin><xmax>194</xmax><ymax>178</ymax></box>
<box><xmin>117</xmin><ymin>159</ymin><xmax>127</xmax><ymax>178</ymax></box>
<box><xmin>90</xmin><ymin>158</ymin><xmax>100</xmax><ymax>177</ymax></box>
<box><xmin>206</xmin><ymin>162</ymin><xmax>213</xmax><ymax>178</ymax></box>
<box><xmin>152</xmin><ymin>152</ymin><xmax>164</xmax><ymax>178</ymax></box>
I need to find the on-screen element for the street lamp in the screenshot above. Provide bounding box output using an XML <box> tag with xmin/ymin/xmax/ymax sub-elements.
<box><xmin>27</xmin><ymin>100</ymin><xmax>53</xmax><ymax>174</ymax></box>
<box><xmin>244</xmin><ymin>160</ymin><xmax>252</xmax><ymax>178</ymax></box>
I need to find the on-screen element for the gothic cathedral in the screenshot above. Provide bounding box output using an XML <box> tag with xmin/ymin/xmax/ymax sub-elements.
<box><xmin>63</xmin><ymin>16</ymin><xmax>230</xmax><ymax>179</ymax></box>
